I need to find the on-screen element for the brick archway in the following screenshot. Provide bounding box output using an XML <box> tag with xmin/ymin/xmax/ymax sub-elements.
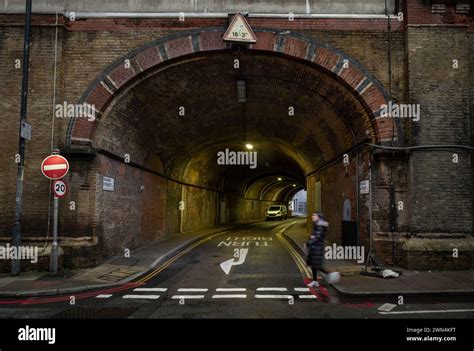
<box><xmin>66</xmin><ymin>28</ymin><xmax>402</xmax><ymax>146</ymax></box>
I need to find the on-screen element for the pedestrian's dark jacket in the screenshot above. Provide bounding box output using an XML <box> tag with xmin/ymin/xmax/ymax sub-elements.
<box><xmin>306</xmin><ymin>219</ymin><xmax>329</xmax><ymax>269</ymax></box>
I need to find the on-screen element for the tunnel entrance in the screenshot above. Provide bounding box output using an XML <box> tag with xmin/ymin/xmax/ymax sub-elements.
<box><xmin>64</xmin><ymin>29</ymin><xmax>399</xmax><ymax>262</ymax></box>
<box><xmin>290</xmin><ymin>190</ymin><xmax>307</xmax><ymax>216</ymax></box>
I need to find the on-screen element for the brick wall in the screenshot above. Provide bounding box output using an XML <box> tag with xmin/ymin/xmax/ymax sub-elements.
<box><xmin>0</xmin><ymin>3</ymin><xmax>472</xmax><ymax>270</ymax></box>
<box><xmin>407</xmin><ymin>26</ymin><xmax>472</xmax><ymax>234</ymax></box>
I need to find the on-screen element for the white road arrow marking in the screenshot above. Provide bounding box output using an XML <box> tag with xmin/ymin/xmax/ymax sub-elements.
<box><xmin>220</xmin><ymin>248</ymin><xmax>249</xmax><ymax>275</ymax></box>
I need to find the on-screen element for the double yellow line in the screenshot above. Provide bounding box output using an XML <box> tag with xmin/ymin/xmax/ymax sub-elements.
<box><xmin>135</xmin><ymin>222</ymin><xmax>310</xmax><ymax>285</ymax></box>
<box><xmin>276</xmin><ymin>223</ymin><xmax>312</xmax><ymax>279</ymax></box>
<box><xmin>135</xmin><ymin>231</ymin><xmax>228</xmax><ymax>285</ymax></box>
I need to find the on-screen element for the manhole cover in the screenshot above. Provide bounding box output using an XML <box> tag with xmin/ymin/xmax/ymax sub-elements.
<box><xmin>51</xmin><ymin>307</ymin><xmax>139</xmax><ymax>319</ymax></box>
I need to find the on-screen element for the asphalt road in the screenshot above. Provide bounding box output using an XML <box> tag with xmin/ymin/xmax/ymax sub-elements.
<box><xmin>0</xmin><ymin>221</ymin><xmax>473</xmax><ymax>319</ymax></box>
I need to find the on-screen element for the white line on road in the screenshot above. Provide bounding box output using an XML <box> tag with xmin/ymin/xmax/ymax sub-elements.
<box><xmin>294</xmin><ymin>288</ymin><xmax>310</xmax><ymax>292</ymax></box>
<box><xmin>95</xmin><ymin>294</ymin><xmax>113</xmax><ymax>298</ymax></box>
<box><xmin>255</xmin><ymin>294</ymin><xmax>293</xmax><ymax>299</ymax></box>
<box><xmin>378</xmin><ymin>303</ymin><xmax>397</xmax><ymax>312</ymax></box>
<box><xmin>379</xmin><ymin>309</ymin><xmax>474</xmax><ymax>315</ymax></box>
<box><xmin>299</xmin><ymin>295</ymin><xmax>317</xmax><ymax>299</ymax></box>
<box><xmin>122</xmin><ymin>295</ymin><xmax>160</xmax><ymax>300</ymax></box>
<box><xmin>177</xmin><ymin>288</ymin><xmax>208</xmax><ymax>292</ymax></box>
<box><xmin>172</xmin><ymin>295</ymin><xmax>205</xmax><ymax>299</ymax></box>
<box><xmin>216</xmin><ymin>288</ymin><xmax>247</xmax><ymax>292</ymax></box>
<box><xmin>256</xmin><ymin>287</ymin><xmax>287</xmax><ymax>292</ymax></box>
<box><xmin>133</xmin><ymin>288</ymin><xmax>168</xmax><ymax>292</ymax></box>
<box><xmin>212</xmin><ymin>295</ymin><xmax>247</xmax><ymax>299</ymax></box>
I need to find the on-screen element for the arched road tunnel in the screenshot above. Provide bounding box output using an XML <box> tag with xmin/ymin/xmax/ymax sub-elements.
<box><xmin>63</xmin><ymin>32</ymin><xmax>394</xmax><ymax>262</ymax></box>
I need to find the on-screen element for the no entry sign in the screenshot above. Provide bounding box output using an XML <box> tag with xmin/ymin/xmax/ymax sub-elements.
<box><xmin>41</xmin><ymin>154</ymin><xmax>69</xmax><ymax>180</ymax></box>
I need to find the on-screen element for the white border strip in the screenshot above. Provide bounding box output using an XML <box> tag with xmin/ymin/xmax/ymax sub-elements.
<box><xmin>177</xmin><ymin>288</ymin><xmax>208</xmax><ymax>292</ymax></box>
<box><xmin>56</xmin><ymin>12</ymin><xmax>398</xmax><ymax>20</ymax></box>
<box><xmin>172</xmin><ymin>295</ymin><xmax>205</xmax><ymax>299</ymax></box>
<box><xmin>216</xmin><ymin>288</ymin><xmax>247</xmax><ymax>292</ymax></box>
<box><xmin>255</xmin><ymin>294</ymin><xmax>293</xmax><ymax>299</ymax></box>
<box><xmin>212</xmin><ymin>295</ymin><xmax>247</xmax><ymax>299</ymax></box>
<box><xmin>299</xmin><ymin>295</ymin><xmax>317</xmax><ymax>299</ymax></box>
<box><xmin>257</xmin><ymin>287</ymin><xmax>287</xmax><ymax>292</ymax></box>
<box><xmin>122</xmin><ymin>294</ymin><xmax>160</xmax><ymax>299</ymax></box>
<box><xmin>133</xmin><ymin>288</ymin><xmax>168</xmax><ymax>292</ymax></box>
<box><xmin>380</xmin><ymin>309</ymin><xmax>474</xmax><ymax>315</ymax></box>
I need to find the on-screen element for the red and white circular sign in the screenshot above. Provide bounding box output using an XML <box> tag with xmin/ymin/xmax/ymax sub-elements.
<box><xmin>41</xmin><ymin>155</ymin><xmax>69</xmax><ymax>180</ymax></box>
<box><xmin>52</xmin><ymin>180</ymin><xmax>67</xmax><ymax>198</ymax></box>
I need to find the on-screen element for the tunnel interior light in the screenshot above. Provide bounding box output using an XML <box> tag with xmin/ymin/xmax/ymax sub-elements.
<box><xmin>237</xmin><ymin>80</ymin><xmax>246</xmax><ymax>102</ymax></box>
<box><xmin>277</xmin><ymin>177</ymin><xmax>283</xmax><ymax>181</ymax></box>
<box><xmin>245</xmin><ymin>143</ymin><xmax>253</xmax><ymax>150</ymax></box>
<box><xmin>293</xmin><ymin>184</ymin><xmax>297</xmax><ymax>187</ymax></box>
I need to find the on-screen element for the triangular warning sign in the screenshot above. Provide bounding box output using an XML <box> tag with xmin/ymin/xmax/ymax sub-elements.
<box><xmin>223</xmin><ymin>13</ymin><xmax>257</xmax><ymax>43</ymax></box>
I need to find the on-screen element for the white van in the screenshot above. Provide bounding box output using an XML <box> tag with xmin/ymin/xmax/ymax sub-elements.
<box><xmin>266</xmin><ymin>205</ymin><xmax>288</xmax><ymax>220</ymax></box>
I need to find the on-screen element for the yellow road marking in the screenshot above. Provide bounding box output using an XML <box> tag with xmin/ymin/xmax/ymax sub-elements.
<box><xmin>275</xmin><ymin>222</ymin><xmax>312</xmax><ymax>278</ymax></box>
<box><xmin>136</xmin><ymin>231</ymin><xmax>228</xmax><ymax>284</ymax></box>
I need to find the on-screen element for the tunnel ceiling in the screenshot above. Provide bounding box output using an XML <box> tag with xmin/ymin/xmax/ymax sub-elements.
<box><xmin>93</xmin><ymin>50</ymin><xmax>374</xmax><ymax>201</ymax></box>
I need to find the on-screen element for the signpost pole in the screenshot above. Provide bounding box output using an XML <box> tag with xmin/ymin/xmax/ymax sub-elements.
<box><xmin>11</xmin><ymin>0</ymin><xmax>33</xmax><ymax>276</ymax></box>
<box><xmin>50</xmin><ymin>195</ymin><xmax>59</xmax><ymax>275</ymax></box>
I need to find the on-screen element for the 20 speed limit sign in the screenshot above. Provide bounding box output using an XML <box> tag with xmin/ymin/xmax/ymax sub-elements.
<box><xmin>53</xmin><ymin>180</ymin><xmax>67</xmax><ymax>198</ymax></box>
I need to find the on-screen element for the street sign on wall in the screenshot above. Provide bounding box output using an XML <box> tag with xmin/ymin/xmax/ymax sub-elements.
<box><xmin>103</xmin><ymin>176</ymin><xmax>115</xmax><ymax>191</ymax></box>
<box><xmin>20</xmin><ymin>121</ymin><xmax>32</xmax><ymax>140</ymax></box>
<box><xmin>360</xmin><ymin>180</ymin><xmax>370</xmax><ymax>195</ymax></box>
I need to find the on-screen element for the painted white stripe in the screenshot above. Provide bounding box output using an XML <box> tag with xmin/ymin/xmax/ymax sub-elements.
<box><xmin>133</xmin><ymin>288</ymin><xmax>168</xmax><ymax>292</ymax></box>
<box><xmin>216</xmin><ymin>288</ymin><xmax>247</xmax><ymax>292</ymax></box>
<box><xmin>255</xmin><ymin>295</ymin><xmax>293</xmax><ymax>299</ymax></box>
<box><xmin>256</xmin><ymin>287</ymin><xmax>287</xmax><ymax>292</ymax></box>
<box><xmin>294</xmin><ymin>288</ymin><xmax>310</xmax><ymax>292</ymax></box>
<box><xmin>171</xmin><ymin>295</ymin><xmax>205</xmax><ymax>299</ymax></box>
<box><xmin>44</xmin><ymin>164</ymin><xmax>67</xmax><ymax>170</ymax></box>
<box><xmin>95</xmin><ymin>294</ymin><xmax>113</xmax><ymax>299</ymax></box>
<box><xmin>380</xmin><ymin>309</ymin><xmax>474</xmax><ymax>315</ymax></box>
<box><xmin>177</xmin><ymin>288</ymin><xmax>208</xmax><ymax>292</ymax></box>
<box><xmin>122</xmin><ymin>294</ymin><xmax>160</xmax><ymax>300</ymax></box>
<box><xmin>378</xmin><ymin>303</ymin><xmax>397</xmax><ymax>312</ymax></box>
<box><xmin>212</xmin><ymin>295</ymin><xmax>247</xmax><ymax>299</ymax></box>
<box><xmin>299</xmin><ymin>295</ymin><xmax>317</xmax><ymax>299</ymax></box>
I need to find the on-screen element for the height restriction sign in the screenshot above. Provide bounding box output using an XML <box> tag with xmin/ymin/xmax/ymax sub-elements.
<box><xmin>223</xmin><ymin>13</ymin><xmax>257</xmax><ymax>43</ymax></box>
<box><xmin>41</xmin><ymin>154</ymin><xmax>70</xmax><ymax>180</ymax></box>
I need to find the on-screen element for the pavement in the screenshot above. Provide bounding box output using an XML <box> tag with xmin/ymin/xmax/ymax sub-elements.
<box><xmin>0</xmin><ymin>221</ymin><xmax>258</xmax><ymax>298</ymax></box>
<box><xmin>0</xmin><ymin>217</ymin><xmax>473</xmax><ymax>300</ymax></box>
<box><xmin>283</xmin><ymin>219</ymin><xmax>474</xmax><ymax>298</ymax></box>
